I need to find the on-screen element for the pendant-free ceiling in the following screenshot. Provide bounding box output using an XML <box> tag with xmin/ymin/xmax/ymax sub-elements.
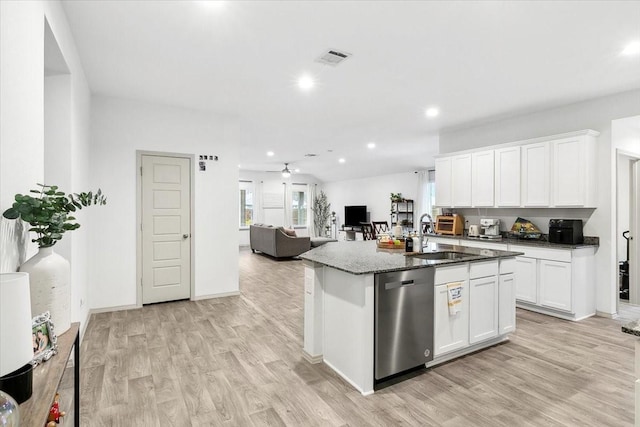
<box><xmin>281</xmin><ymin>163</ymin><xmax>292</xmax><ymax>178</ymax></box>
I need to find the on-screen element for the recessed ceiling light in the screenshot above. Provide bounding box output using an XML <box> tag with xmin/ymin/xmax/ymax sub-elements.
<box><xmin>267</xmin><ymin>151</ymin><xmax>274</xmax><ymax>157</ymax></box>
<box><xmin>298</xmin><ymin>75</ymin><xmax>315</xmax><ymax>91</ymax></box>
<box><xmin>294</xmin><ymin>168</ymin><xmax>300</xmax><ymax>173</ymax></box>
<box><xmin>367</xmin><ymin>142</ymin><xmax>376</xmax><ymax>149</ymax></box>
<box><xmin>339</xmin><ymin>158</ymin><xmax>346</xmax><ymax>164</ymax></box>
<box><xmin>425</xmin><ymin>107</ymin><xmax>440</xmax><ymax>118</ymax></box>
<box><xmin>621</xmin><ymin>40</ymin><xmax>640</xmax><ymax>56</ymax></box>
<box><xmin>199</xmin><ymin>1</ymin><xmax>225</xmax><ymax>9</ymax></box>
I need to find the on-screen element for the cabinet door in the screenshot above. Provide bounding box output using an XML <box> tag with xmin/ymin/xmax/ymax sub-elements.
<box><xmin>472</xmin><ymin>150</ymin><xmax>494</xmax><ymax>207</ymax></box>
<box><xmin>435</xmin><ymin>157</ymin><xmax>452</xmax><ymax>207</ymax></box>
<box><xmin>469</xmin><ymin>276</ymin><xmax>498</xmax><ymax>344</ymax></box>
<box><xmin>434</xmin><ymin>282</ymin><xmax>469</xmax><ymax>356</ymax></box>
<box><xmin>498</xmin><ymin>273</ymin><xmax>515</xmax><ymax>334</ymax></box>
<box><xmin>521</xmin><ymin>142</ymin><xmax>550</xmax><ymax>206</ymax></box>
<box><xmin>539</xmin><ymin>259</ymin><xmax>572</xmax><ymax>312</ymax></box>
<box><xmin>452</xmin><ymin>154</ymin><xmax>472</xmax><ymax>207</ymax></box>
<box><xmin>514</xmin><ymin>256</ymin><xmax>537</xmax><ymax>303</ymax></box>
<box><xmin>552</xmin><ymin>137</ymin><xmax>585</xmax><ymax>207</ymax></box>
<box><xmin>494</xmin><ymin>146</ymin><xmax>521</xmax><ymax>207</ymax></box>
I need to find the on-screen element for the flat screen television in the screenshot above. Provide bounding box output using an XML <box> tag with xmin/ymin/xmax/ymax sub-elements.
<box><xmin>344</xmin><ymin>205</ymin><xmax>367</xmax><ymax>227</ymax></box>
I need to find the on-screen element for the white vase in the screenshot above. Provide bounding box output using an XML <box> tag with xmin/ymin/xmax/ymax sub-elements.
<box><xmin>19</xmin><ymin>247</ymin><xmax>71</xmax><ymax>335</ymax></box>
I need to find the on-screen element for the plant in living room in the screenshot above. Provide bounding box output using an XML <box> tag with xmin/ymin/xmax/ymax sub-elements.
<box><xmin>312</xmin><ymin>190</ymin><xmax>331</xmax><ymax>237</ymax></box>
<box><xmin>2</xmin><ymin>184</ymin><xmax>106</xmax><ymax>335</ymax></box>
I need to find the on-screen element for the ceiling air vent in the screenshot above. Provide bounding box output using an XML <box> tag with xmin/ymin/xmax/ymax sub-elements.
<box><xmin>304</xmin><ymin>153</ymin><xmax>318</xmax><ymax>157</ymax></box>
<box><xmin>316</xmin><ymin>49</ymin><xmax>352</xmax><ymax>66</ymax></box>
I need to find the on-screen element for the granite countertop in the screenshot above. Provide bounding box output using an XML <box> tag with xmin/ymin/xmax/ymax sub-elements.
<box><xmin>622</xmin><ymin>320</ymin><xmax>640</xmax><ymax>337</ymax></box>
<box><xmin>425</xmin><ymin>233</ymin><xmax>599</xmax><ymax>249</ymax></box>
<box><xmin>300</xmin><ymin>241</ymin><xmax>523</xmax><ymax>275</ymax></box>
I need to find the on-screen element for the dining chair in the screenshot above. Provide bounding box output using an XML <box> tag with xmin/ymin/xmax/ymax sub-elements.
<box><xmin>361</xmin><ymin>223</ymin><xmax>376</xmax><ymax>241</ymax></box>
<box><xmin>371</xmin><ymin>221</ymin><xmax>389</xmax><ymax>238</ymax></box>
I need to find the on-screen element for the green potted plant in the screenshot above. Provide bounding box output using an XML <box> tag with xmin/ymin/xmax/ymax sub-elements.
<box><xmin>3</xmin><ymin>184</ymin><xmax>107</xmax><ymax>247</ymax></box>
<box><xmin>2</xmin><ymin>184</ymin><xmax>106</xmax><ymax>334</ymax></box>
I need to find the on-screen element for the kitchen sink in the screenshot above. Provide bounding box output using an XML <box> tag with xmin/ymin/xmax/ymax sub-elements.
<box><xmin>410</xmin><ymin>251</ymin><xmax>474</xmax><ymax>261</ymax></box>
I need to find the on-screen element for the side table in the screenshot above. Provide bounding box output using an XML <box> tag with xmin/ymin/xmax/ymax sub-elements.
<box><xmin>19</xmin><ymin>322</ymin><xmax>80</xmax><ymax>427</ymax></box>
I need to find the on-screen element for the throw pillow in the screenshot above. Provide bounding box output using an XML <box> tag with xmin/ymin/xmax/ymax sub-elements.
<box><xmin>283</xmin><ymin>228</ymin><xmax>297</xmax><ymax>237</ymax></box>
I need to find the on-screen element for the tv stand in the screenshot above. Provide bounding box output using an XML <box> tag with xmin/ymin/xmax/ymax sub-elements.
<box><xmin>339</xmin><ymin>226</ymin><xmax>362</xmax><ymax>241</ymax></box>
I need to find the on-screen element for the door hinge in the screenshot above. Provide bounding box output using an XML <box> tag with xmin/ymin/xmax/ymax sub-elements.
<box><xmin>140</xmin><ymin>166</ymin><xmax>143</xmax><ymax>176</ymax></box>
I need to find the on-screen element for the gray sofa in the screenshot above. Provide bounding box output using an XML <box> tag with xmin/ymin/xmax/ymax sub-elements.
<box><xmin>250</xmin><ymin>224</ymin><xmax>311</xmax><ymax>258</ymax></box>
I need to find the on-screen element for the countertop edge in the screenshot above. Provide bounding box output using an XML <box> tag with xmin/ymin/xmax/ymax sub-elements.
<box><xmin>622</xmin><ymin>321</ymin><xmax>640</xmax><ymax>337</ymax></box>
<box><xmin>300</xmin><ymin>252</ymin><xmax>522</xmax><ymax>275</ymax></box>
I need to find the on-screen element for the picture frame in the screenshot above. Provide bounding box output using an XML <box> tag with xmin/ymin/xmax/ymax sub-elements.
<box><xmin>32</xmin><ymin>311</ymin><xmax>58</xmax><ymax>364</ymax></box>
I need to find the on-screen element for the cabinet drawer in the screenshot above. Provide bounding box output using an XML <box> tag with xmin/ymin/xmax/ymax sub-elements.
<box><xmin>508</xmin><ymin>245</ymin><xmax>571</xmax><ymax>263</ymax></box>
<box><xmin>499</xmin><ymin>258</ymin><xmax>516</xmax><ymax>275</ymax></box>
<box><xmin>469</xmin><ymin>260</ymin><xmax>498</xmax><ymax>279</ymax></box>
<box><xmin>435</xmin><ymin>264</ymin><xmax>468</xmax><ymax>284</ymax></box>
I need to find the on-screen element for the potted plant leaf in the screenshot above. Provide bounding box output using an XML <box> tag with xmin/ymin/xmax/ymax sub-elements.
<box><xmin>2</xmin><ymin>184</ymin><xmax>106</xmax><ymax>334</ymax></box>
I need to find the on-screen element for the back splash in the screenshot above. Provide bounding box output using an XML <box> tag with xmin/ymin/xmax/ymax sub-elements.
<box><xmin>449</xmin><ymin>207</ymin><xmax>596</xmax><ymax>235</ymax></box>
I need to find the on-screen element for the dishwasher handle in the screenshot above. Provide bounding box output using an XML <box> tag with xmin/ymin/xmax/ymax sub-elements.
<box><xmin>385</xmin><ymin>279</ymin><xmax>415</xmax><ymax>290</ymax></box>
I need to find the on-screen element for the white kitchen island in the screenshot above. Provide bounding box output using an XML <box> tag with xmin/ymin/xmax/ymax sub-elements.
<box><xmin>300</xmin><ymin>241</ymin><xmax>522</xmax><ymax>395</ymax></box>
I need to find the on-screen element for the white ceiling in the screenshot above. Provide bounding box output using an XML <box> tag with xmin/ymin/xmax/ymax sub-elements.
<box><xmin>61</xmin><ymin>1</ymin><xmax>640</xmax><ymax>182</ymax></box>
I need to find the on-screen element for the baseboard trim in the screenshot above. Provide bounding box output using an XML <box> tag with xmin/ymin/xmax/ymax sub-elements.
<box><xmin>90</xmin><ymin>304</ymin><xmax>139</xmax><ymax>315</ymax></box>
<box><xmin>192</xmin><ymin>291</ymin><xmax>240</xmax><ymax>301</ymax></box>
<box><xmin>596</xmin><ymin>310</ymin><xmax>616</xmax><ymax>319</ymax></box>
<box><xmin>302</xmin><ymin>350</ymin><xmax>323</xmax><ymax>364</ymax></box>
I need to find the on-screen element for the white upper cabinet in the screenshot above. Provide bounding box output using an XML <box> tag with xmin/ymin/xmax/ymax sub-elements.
<box><xmin>435</xmin><ymin>157</ymin><xmax>452</xmax><ymax>207</ymax></box>
<box><xmin>471</xmin><ymin>150</ymin><xmax>494</xmax><ymax>207</ymax></box>
<box><xmin>494</xmin><ymin>146</ymin><xmax>521</xmax><ymax>207</ymax></box>
<box><xmin>434</xmin><ymin>130</ymin><xmax>599</xmax><ymax>209</ymax></box>
<box><xmin>552</xmin><ymin>134</ymin><xmax>597</xmax><ymax>207</ymax></box>
<box><xmin>521</xmin><ymin>142</ymin><xmax>550</xmax><ymax>207</ymax></box>
<box><xmin>452</xmin><ymin>154</ymin><xmax>472</xmax><ymax>207</ymax></box>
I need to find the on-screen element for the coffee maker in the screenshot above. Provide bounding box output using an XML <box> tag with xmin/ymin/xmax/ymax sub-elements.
<box><xmin>480</xmin><ymin>218</ymin><xmax>501</xmax><ymax>239</ymax></box>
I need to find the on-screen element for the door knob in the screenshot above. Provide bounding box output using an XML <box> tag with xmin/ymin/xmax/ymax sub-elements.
<box><xmin>183</xmin><ymin>234</ymin><xmax>189</xmax><ymax>239</ymax></box>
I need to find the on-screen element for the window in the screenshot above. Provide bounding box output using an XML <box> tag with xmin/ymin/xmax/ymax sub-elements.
<box><xmin>239</xmin><ymin>181</ymin><xmax>253</xmax><ymax>227</ymax></box>
<box><xmin>427</xmin><ymin>169</ymin><xmax>440</xmax><ymax>219</ymax></box>
<box><xmin>291</xmin><ymin>184</ymin><xmax>307</xmax><ymax>226</ymax></box>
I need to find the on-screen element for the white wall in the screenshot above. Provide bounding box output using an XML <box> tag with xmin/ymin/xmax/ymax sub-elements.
<box><xmin>90</xmin><ymin>96</ymin><xmax>239</xmax><ymax>309</ymax></box>
<box><xmin>0</xmin><ymin>1</ymin><xmax>94</xmax><ymax>330</ymax></box>
<box><xmin>323</xmin><ymin>171</ymin><xmax>420</xmax><ymax>230</ymax></box>
<box><xmin>237</xmin><ymin>171</ymin><xmax>322</xmax><ymax>246</ymax></box>
<box><xmin>439</xmin><ymin>90</ymin><xmax>640</xmax><ymax>316</ymax></box>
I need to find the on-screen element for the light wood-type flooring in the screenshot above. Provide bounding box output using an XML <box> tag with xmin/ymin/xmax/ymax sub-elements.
<box><xmin>77</xmin><ymin>247</ymin><xmax>636</xmax><ymax>426</ymax></box>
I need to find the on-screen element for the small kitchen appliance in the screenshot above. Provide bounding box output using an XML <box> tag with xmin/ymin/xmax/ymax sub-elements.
<box><xmin>548</xmin><ymin>219</ymin><xmax>583</xmax><ymax>244</ymax></box>
<box><xmin>480</xmin><ymin>218</ymin><xmax>501</xmax><ymax>239</ymax></box>
<box><xmin>468</xmin><ymin>225</ymin><xmax>481</xmax><ymax>237</ymax></box>
<box><xmin>435</xmin><ymin>214</ymin><xmax>464</xmax><ymax>236</ymax></box>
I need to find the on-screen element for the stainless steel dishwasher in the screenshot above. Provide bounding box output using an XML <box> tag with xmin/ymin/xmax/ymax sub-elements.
<box><xmin>375</xmin><ymin>267</ymin><xmax>435</xmax><ymax>380</ymax></box>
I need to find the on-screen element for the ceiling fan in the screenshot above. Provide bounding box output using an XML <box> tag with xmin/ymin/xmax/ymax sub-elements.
<box><xmin>265</xmin><ymin>162</ymin><xmax>296</xmax><ymax>178</ymax></box>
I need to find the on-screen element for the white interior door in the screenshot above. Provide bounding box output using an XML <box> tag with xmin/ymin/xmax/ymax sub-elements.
<box><xmin>141</xmin><ymin>155</ymin><xmax>191</xmax><ymax>304</ymax></box>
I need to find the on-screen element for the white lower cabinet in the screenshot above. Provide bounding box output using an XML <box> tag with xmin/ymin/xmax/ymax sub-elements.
<box><xmin>434</xmin><ymin>259</ymin><xmax>515</xmax><ymax>358</ymax></box>
<box><xmin>539</xmin><ymin>259</ymin><xmax>572</xmax><ymax>311</ymax></box>
<box><xmin>469</xmin><ymin>276</ymin><xmax>498</xmax><ymax>344</ymax></box>
<box><xmin>434</xmin><ymin>281</ymin><xmax>469</xmax><ymax>357</ymax></box>
<box><xmin>515</xmin><ymin>256</ymin><xmax>537</xmax><ymax>303</ymax></box>
<box><xmin>498</xmin><ymin>273</ymin><xmax>516</xmax><ymax>334</ymax></box>
<box><xmin>512</xmin><ymin>245</ymin><xmax>595</xmax><ymax>321</ymax></box>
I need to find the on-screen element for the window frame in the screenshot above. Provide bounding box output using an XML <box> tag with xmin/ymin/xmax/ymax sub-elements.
<box><xmin>239</xmin><ymin>180</ymin><xmax>254</xmax><ymax>229</ymax></box>
<box><xmin>291</xmin><ymin>183</ymin><xmax>308</xmax><ymax>228</ymax></box>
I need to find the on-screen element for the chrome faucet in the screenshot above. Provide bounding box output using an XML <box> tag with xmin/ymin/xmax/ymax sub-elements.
<box><xmin>418</xmin><ymin>213</ymin><xmax>434</xmax><ymax>252</ymax></box>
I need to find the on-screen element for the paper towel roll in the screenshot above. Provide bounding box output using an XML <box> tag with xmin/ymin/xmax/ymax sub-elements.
<box><xmin>0</xmin><ymin>273</ymin><xmax>33</xmax><ymax>376</ymax></box>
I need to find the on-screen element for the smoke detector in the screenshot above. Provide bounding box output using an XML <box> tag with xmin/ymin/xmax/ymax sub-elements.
<box><xmin>316</xmin><ymin>49</ymin><xmax>352</xmax><ymax>66</ymax></box>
